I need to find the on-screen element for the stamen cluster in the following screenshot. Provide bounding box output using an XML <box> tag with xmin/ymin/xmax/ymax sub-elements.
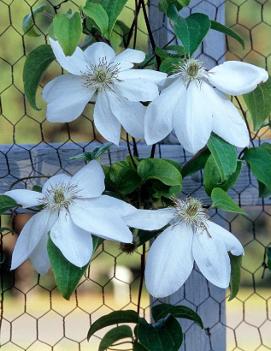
<box><xmin>82</xmin><ymin>57</ymin><xmax>120</xmax><ymax>91</ymax></box>
<box><xmin>171</xmin><ymin>197</ymin><xmax>208</xmax><ymax>233</ymax></box>
<box><xmin>177</xmin><ymin>58</ymin><xmax>207</xmax><ymax>85</ymax></box>
<box><xmin>42</xmin><ymin>183</ymin><xmax>79</xmax><ymax>211</ymax></box>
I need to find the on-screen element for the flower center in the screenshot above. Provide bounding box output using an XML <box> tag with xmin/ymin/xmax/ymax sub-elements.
<box><xmin>82</xmin><ymin>57</ymin><xmax>120</xmax><ymax>91</ymax></box>
<box><xmin>172</xmin><ymin>197</ymin><xmax>208</xmax><ymax>232</ymax></box>
<box><xmin>43</xmin><ymin>183</ymin><xmax>79</xmax><ymax>211</ymax></box>
<box><xmin>178</xmin><ymin>59</ymin><xmax>207</xmax><ymax>84</ymax></box>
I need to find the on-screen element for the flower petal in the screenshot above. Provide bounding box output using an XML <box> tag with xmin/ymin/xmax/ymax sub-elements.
<box><xmin>29</xmin><ymin>234</ymin><xmax>50</xmax><ymax>274</ymax></box>
<box><xmin>124</xmin><ymin>208</ymin><xmax>175</xmax><ymax>230</ymax></box>
<box><xmin>145</xmin><ymin>223</ymin><xmax>194</xmax><ymax>298</ymax></box>
<box><xmin>84</xmin><ymin>42</ymin><xmax>116</xmax><ymax>65</ymax></box>
<box><xmin>70</xmin><ymin>160</ymin><xmax>105</xmax><ymax>198</ymax></box>
<box><xmin>145</xmin><ymin>79</ymin><xmax>183</xmax><ymax>145</ymax></box>
<box><xmin>94</xmin><ymin>92</ymin><xmax>121</xmax><ymax>145</ymax></box>
<box><xmin>192</xmin><ymin>228</ymin><xmax>231</xmax><ymax>288</ymax></box>
<box><xmin>114</xmin><ymin>49</ymin><xmax>145</xmax><ymax>70</ymax></box>
<box><xmin>108</xmin><ymin>91</ymin><xmax>145</xmax><ymax>139</ymax></box>
<box><xmin>43</xmin><ymin>74</ymin><xmax>93</xmax><ymax>123</ymax></box>
<box><xmin>11</xmin><ymin>210</ymin><xmax>57</xmax><ymax>270</ymax></box>
<box><xmin>5</xmin><ymin>189</ymin><xmax>43</xmax><ymax>208</ymax></box>
<box><xmin>82</xmin><ymin>195</ymin><xmax>136</xmax><ymax>216</ymax></box>
<box><xmin>208</xmin><ymin>61</ymin><xmax>268</xmax><ymax>95</ymax></box>
<box><xmin>42</xmin><ymin>174</ymin><xmax>71</xmax><ymax>194</ymax></box>
<box><xmin>50</xmin><ymin>210</ymin><xmax>93</xmax><ymax>267</ymax></box>
<box><xmin>69</xmin><ymin>200</ymin><xmax>133</xmax><ymax>243</ymax></box>
<box><xmin>173</xmin><ymin>80</ymin><xmax>213</xmax><ymax>154</ymax></box>
<box><xmin>118</xmin><ymin>69</ymin><xmax>167</xmax><ymax>83</ymax></box>
<box><xmin>115</xmin><ymin>79</ymin><xmax>159</xmax><ymax>102</ymax></box>
<box><xmin>211</xmin><ymin>90</ymin><xmax>250</xmax><ymax>148</ymax></box>
<box><xmin>206</xmin><ymin>221</ymin><xmax>244</xmax><ymax>256</ymax></box>
<box><xmin>49</xmin><ymin>38</ymin><xmax>89</xmax><ymax>75</ymax></box>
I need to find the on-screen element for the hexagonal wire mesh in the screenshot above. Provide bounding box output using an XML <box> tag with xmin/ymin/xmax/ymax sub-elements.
<box><xmin>0</xmin><ymin>0</ymin><xmax>271</xmax><ymax>350</ymax></box>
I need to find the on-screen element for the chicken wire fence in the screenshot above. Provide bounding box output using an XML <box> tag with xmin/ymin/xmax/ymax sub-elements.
<box><xmin>0</xmin><ymin>0</ymin><xmax>271</xmax><ymax>350</ymax></box>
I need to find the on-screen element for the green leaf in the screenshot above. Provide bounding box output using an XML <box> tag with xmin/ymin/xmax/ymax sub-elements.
<box><xmin>134</xmin><ymin>342</ymin><xmax>149</xmax><ymax>351</ymax></box>
<box><xmin>22</xmin><ymin>4</ymin><xmax>49</xmax><ymax>37</ymax></box>
<box><xmin>244</xmin><ymin>145</ymin><xmax>271</xmax><ymax>192</ymax></box>
<box><xmin>87</xmin><ymin>310</ymin><xmax>140</xmax><ymax>340</ymax></box>
<box><xmin>168</xmin><ymin>6</ymin><xmax>210</xmax><ymax>55</ymax></box>
<box><xmin>138</xmin><ymin>316</ymin><xmax>183</xmax><ymax>351</ymax></box>
<box><xmin>207</xmin><ymin>134</ymin><xmax>237</xmax><ymax>182</ymax></box>
<box><xmin>53</xmin><ymin>11</ymin><xmax>82</xmax><ymax>56</ymax></box>
<box><xmin>0</xmin><ymin>195</ymin><xmax>17</xmax><ymax>214</ymax></box>
<box><xmin>109</xmin><ymin>161</ymin><xmax>141</xmax><ymax>195</ymax></box>
<box><xmin>258</xmin><ymin>181</ymin><xmax>271</xmax><ymax>198</ymax></box>
<box><xmin>70</xmin><ymin>143</ymin><xmax>113</xmax><ymax>162</ymax></box>
<box><xmin>228</xmin><ymin>253</ymin><xmax>242</xmax><ymax>301</ymax></box>
<box><xmin>210</xmin><ymin>20</ymin><xmax>244</xmax><ymax>48</ymax></box>
<box><xmin>98</xmin><ymin>325</ymin><xmax>133</xmax><ymax>351</ymax></box>
<box><xmin>159</xmin><ymin>0</ymin><xmax>191</xmax><ymax>13</ymax></box>
<box><xmin>160</xmin><ymin>56</ymin><xmax>181</xmax><ymax>74</ymax></box>
<box><xmin>138</xmin><ymin>158</ymin><xmax>182</xmax><ymax>187</ymax></box>
<box><xmin>83</xmin><ymin>2</ymin><xmax>109</xmax><ymax>37</ymax></box>
<box><xmin>182</xmin><ymin>148</ymin><xmax>210</xmax><ymax>178</ymax></box>
<box><xmin>101</xmin><ymin>0</ymin><xmax>128</xmax><ymax>36</ymax></box>
<box><xmin>47</xmin><ymin>238</ymin><xmax>88</xmax><ymax>299</ymax></box>
<box><xmin>244</xmin><ymin>76</ymin><xmax>271</xmax><ymax>130</ymax></box>
<box><xmin>152</xmin><ymin>304</ymin><xmax>203</xmax><ymax>328</ymax></box>
<box><xmin>23</xmin><ymin>44</ymin><xmax>55</xmax><ymax>110</ymax></box>
<box><xmin>211</xmin><ymin>188</ymin><xmax>246</xmax><ymax>215</ymax></box>
<box><xmin>204</xmin><ymin>156</ymin><xmax>242</xmax><ymax>195</ymax></box>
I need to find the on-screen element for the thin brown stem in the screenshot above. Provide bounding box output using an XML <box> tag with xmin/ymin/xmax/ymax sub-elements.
<box><xmin>137</xmin><ymin>244</ymin><xmax>146</xmax><ymax>315</ymax></box>
<box><xmin>235</xmin><ymin>96</ymin><xmax>255</xmax><ymax>147</ymax></box>
<box><xmin>150</xmin><ymin>144</ymin><xmax>156</xmax><ymax>158</ymax></box>
<box><xmin>126</xmin><ymin>134</ymin><xmax>137</xmax><ymax>168</ymax></box>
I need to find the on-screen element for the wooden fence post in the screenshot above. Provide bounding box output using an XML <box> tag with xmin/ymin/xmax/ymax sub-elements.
<box><xmin>149</xmin><ymin>1</ymin><xmax>227</xmax><ymax>349</ymax></box>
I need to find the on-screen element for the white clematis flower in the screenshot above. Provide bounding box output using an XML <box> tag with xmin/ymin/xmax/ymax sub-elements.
<box><xmin>145</xmin><ymin>59</ymin><xmax>268</xmax><ymax>154</ymax></box>
<box><xmin>6</xmin><ymin>160</ymin><xmax>136</xmax><ymax>274</ymax></box>
<box><xmin>124</xmin><ymin>197</ymin><xmax>244</xmax><ymax>298</ymax></box>
<box><xmin>43</xmin><ymin>39</ymin><xmax>167</xmax><ymax>145</ymax></box>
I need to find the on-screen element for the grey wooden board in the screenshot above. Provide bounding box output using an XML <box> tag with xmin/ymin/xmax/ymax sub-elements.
<box><xmin>0</xmin><ymin>141</ymin><xmax>268</xmax><ymax>206</ymax></box>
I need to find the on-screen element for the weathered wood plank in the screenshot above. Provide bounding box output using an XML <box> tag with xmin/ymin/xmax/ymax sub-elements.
<box><xmin>148</xmin><ymin>1</ymin><xmax>228</xmax><ymax>349</ymax></box>
<box><xmin>0</xmin><ymin>142</ymin><xmax>267</xmax><ymax>207</ymax></box>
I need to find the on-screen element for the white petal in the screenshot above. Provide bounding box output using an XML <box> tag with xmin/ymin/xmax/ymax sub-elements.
<box><xmin>206</xmin><ymin>221</ymin><xmax>244</xmax><ymax>256</ymax></box>
<box><xmin>192</xmin><ymin>228</ymin><xmax>231</xmax><ymax>288</ymax></box>
<box><xmin>84</xmin><ymin>42</ymin><xmax>116</xmax><ymax>65</ymax></box>
<box><xmin>145</xmin><ymin>223</ymin><xmax>194</xmax><ymax>298</ymax></box>
<box><xmin>42</xmin><ymin>174</ymin><xmax>71</xmax><ymax>194</ymax></box>
<box><xmin>144</xmin><ymin>79</ymin><xmax>183</xmax><ymax>145</ymax></box>
<box><xmin>115</xmin><ymin>79</ymin><xmax>159</xmax><ymax>102</ymax></box>
<box><xmin>43</xmin><ymin>75</ymin><xmax>93</xmax><ymax>123</ymax></box>
<box><xmin>49</xmin><ymin>38</ymin><xmax>89</xmax><ymax>75</ymax></box>
<box><xmin>173</xmin><ymin>80</ymin><xmax>213</xmax><ymax>154</ymax></box>
<box><xmin>69</xmin><ymin>199</ymin><xmax>133</xmax><ymax>243</ymax></box>
<box><xmin>70</xmin><ymin>160</ymin><xmax>105</xmax><ymax>198</ymax></box>
<box><xmin>11</xmin><ymin>210</ymin><xmax>57</xmax><ymax>270</ymax></box>
<box><xmin>210</xmin><ymin>88</ymin><xmax>249</xmax><ymax>147</ymax></box>
<box><xmin>208</xmin><ymin>61</ymin><xmax>268</xmax><ymax>95</ymax></box>
<box><xmin>108</xmin><ymin>91</ymin><xmax>145</xmax><ymax>139</ymax></box>
<box><xmin>50</xmin><ymin>210</ymin><xmax>93</xmax><ymax>267</ymax></box>
<box><xmin>83</xmin><ymin>195</ymin><xmax>136</xmax><ymax>216</ymax></box>
<box><xmin>5</xmin><ymin>189</ymin><xmax>43</xmax><ymax>208</ymax></box>
<box><xmin>114</xmin><ymin>49</ymin><xmax>145</xmax><ymax>70</ymax></box>
<box><xmin>124</xmin><ymin>208</ymin><xmax>175</xmax><ymax>230</ymax></box>
<box><xmin>94</xmin><ymin>92</ymin><xmax>121</xmax><ymax>145</ymax></box>
<box><xmin>118</xmin><ymin>69</ymin><xmax>167</xmax><ymax>83</ymax></box>
<box><xmin>29</xmin><ymin>234</ymin><xmax>50</xmax><ymax>274</ymax></box>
